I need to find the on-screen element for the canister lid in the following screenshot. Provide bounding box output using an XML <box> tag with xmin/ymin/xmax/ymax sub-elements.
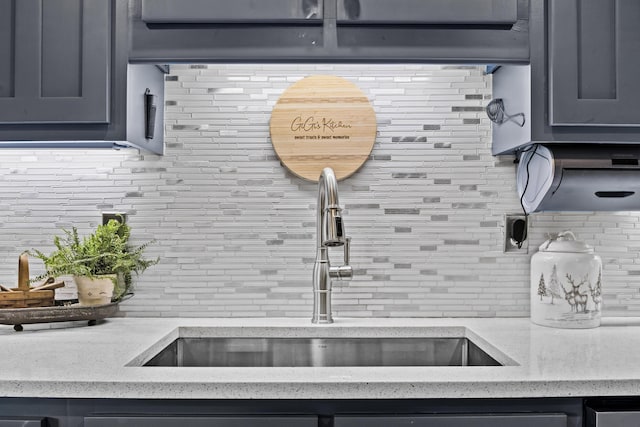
<box><xmin>538</xmin><ymin>231</ymin><xmax>594</xmax><ymax>253</ymax></box>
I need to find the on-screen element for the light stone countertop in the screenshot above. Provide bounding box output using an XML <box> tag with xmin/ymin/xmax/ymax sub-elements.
<box><xmin>1</xmin><ymin>316</ymin><xmax>640</xmax><ymax>399</ymax></box>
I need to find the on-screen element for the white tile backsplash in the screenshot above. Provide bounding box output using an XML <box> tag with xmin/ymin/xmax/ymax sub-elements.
<box><xmin>1</xmin><ymin>64</ymin><xmax>639</xmax><ymax>318</ymax></box>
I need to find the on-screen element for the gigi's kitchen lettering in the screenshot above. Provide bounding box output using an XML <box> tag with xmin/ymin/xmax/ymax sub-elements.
<box><xmin>290</xmin><ymin>116</ymin><xmax>352</xmax><ymax>140</ymax></box>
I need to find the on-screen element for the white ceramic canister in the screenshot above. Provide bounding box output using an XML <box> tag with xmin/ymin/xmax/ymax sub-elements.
<box><xmin>530</xmin><ymin>231</ymin><xmax>602</xmax><ymax>329</ymax></box>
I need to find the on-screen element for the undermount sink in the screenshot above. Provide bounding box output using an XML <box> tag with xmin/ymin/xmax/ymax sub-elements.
<box><xmin>137</xmin><ymin>328</ymin><xmax>508</xmax><ymax>367</ymax></box>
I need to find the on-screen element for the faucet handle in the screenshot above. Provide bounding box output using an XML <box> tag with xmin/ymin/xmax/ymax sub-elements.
<box><xmin>330</xmin><ymin>265</ymin><xmax>353</xmax><ymax>280</ymax></box>
<box><xmin>329</xmin><ymin>237</ymin><xmax>353</xmax><ymax>280</ymax></box>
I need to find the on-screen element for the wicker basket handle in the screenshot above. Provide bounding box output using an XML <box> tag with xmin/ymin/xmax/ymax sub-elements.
<box><xmin>17</xmin><ymin>253</ymin><xmax>30</xmax><ymax>291</ymax></box>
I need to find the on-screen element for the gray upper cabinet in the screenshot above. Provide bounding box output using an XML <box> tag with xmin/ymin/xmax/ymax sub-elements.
<box><xmin>0</xmin><ymin>0</ymin><xmax>110</xmax><ymax>124</ymax></box>
<box><xmin>337</xmin><ymin>0</ymin><xmax>518</xmax><ymax>25</ymax></box>
<box><xmin>141</xmin><ymin>0</ymin><xmax>322</xmax><ymax>23</ymax></box>
<box><xmin>491</xmin><ymin>0</ymin><xmax>640</xmax><ymax>154</ymax></box>
<box><xmin>0</xmin><ymin>0</ymin><xmax>164</xmax><ymax>154</ymax></box>
<box><xmin>549</xmin><ymin>0</ymin><xmax>640</xmax><ymax>127</ymax></box>
<box><xmin>129</xmin><ymin>0</ymin><xmax>529</xmax><ymax>63</ymax></box>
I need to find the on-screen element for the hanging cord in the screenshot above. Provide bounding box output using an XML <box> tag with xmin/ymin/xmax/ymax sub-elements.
<box><xmin>510</xmin><ymin>144</ymin><xmax>541</xmax><ymax>249</ymax></box>
<box><xmin>486</xmin><ymin>98</ymin><xmax>526</xmax><ymax>127</ymax></box>
<box><xmin>517</xmin><ymin>144</ymin><xmax>542</xmax><ymax>219</ymax></box>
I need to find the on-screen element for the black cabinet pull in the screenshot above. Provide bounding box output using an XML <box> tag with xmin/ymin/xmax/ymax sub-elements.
<box><xmin>144</xmin><ymin>88</ymin><xmax>156</xmax><ymax>140</ymax></box>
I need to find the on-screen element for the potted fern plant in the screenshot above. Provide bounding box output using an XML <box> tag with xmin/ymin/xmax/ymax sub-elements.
<box><xmin>31</xmin><ymin>220</ymin><xmax>158</xmax><ymax>306</ymax></box>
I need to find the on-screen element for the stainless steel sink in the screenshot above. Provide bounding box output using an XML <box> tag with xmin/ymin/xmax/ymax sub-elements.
<box><xmin>142</xmin><ymin>336</ymin><xmax>502</xmax><ymax>367</ymax></box>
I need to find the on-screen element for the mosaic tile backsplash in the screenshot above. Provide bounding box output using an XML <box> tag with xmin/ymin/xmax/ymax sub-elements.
<box><xmin>1</xmin><ymin>64</ymin><xmax>640</xmax><ymax>318</ymax></box>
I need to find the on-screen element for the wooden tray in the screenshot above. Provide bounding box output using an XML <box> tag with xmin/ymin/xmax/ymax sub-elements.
<box><xmin>0</xmin><ymin>302</ymin><xmax>119</xmax><ymax>331</ymax></box>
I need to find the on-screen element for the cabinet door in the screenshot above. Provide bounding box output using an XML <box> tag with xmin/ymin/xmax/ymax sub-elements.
<box><xmin>141</xmin><ymin>0</ymin><xmax>322</xmax><ymax>23</ymax></box>
<box><xmin>0</xmin><ymin>419</ymin><xmax>45</xmax><ymax>427</ymax></box>
<box><xmin>334</xmin><ymin>413</ymin><xmax>567</xmax><ymax>427</ymax></box>
<box><xmin>549</xmin><ymin>0</ymin><xmax>640</xmax><ymax>127</ymax></box>
<box><xmin>337</xmin><ymin>0</ymin><xmax>518</xmax><ymax>24</ymax></box>
<box><xmin>0</xmin><ymin>0</ymin><xmax>110</xmax><ymax>124</ymax></box>
<box><xmin>586</xmin><ymin>409</ymin><xmax>640</xmax><ymax>427</ymax></box>
<box><xmin>84</xmin><ymin>416</ymin><xmax>317</xmax><ymax>427</ymax></box>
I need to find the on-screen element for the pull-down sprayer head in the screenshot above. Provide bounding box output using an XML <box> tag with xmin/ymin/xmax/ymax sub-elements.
<box><xmin>323</xmin><ymin>207</ymin><xmax>345</xmax><ymax>247</ymax></box>
<box><xmin>318</xmin><ymin>167</ymin><xmax>346</xmax><ymax>247</ymax></box>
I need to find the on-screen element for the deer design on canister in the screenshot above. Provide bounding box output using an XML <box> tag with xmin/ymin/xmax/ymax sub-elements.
<box><xmin>564</xmin><ymin>274</ymin><xmax>589</xmax><ymax>313</ymax></box>
<box><xmin>561</xmin><ymin>283</ymin><xmax>576</xmax><ymax>312</ymax></box>
<box><xmin>589</xmin><ymin>268</ymin><xmax>603</xmax><ymax>311</ymax></box>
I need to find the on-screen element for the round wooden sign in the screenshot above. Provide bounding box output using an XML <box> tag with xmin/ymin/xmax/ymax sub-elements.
<box><xmin>269</xmin><ymin>75</ymin><xmax>377</xmax><ymax>182</ymax></box>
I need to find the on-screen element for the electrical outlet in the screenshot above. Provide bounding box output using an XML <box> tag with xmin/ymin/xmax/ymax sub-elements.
<box><xmin>504</xmin><ymin>214</ymin><xmax>528</xmax><ymax>253</ymax></box>
<box><xmin>102</xmin><ymin>212</ymin><xmax>127</xmax><ymax>225</ymax></box>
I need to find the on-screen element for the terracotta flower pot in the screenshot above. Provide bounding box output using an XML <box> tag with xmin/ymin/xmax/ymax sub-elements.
<box><xmin>74</xmin><ymin>275</ymin><xmax>116</xmax><ymax>306</ymax></box>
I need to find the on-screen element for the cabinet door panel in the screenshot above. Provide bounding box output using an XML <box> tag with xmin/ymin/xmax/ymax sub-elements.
<box><xmin>0</xmin><ymin>0</ymin><xmax>15</xmax><ymax>98</ymax></box>
<box><xmin>0</xmin><ymin>419</ymin><xmax>45</xmax><ymax>427</ymax></box>
<box><xmin>84</xmin><ymin>416</ymin><xmax>317</xmax><ymax>427</ymax></box>
<box><xmin>0</xmin><ymin>0</ymin><xmax>110</xmax><ymax>124</ymax></box>
<box><xmin>141</xmin><ymin>0</ymin><xmax>322</xmax><ymax>23</ymax></box>
<box><xmin>41</xmin><ymin>0</ymin><xmax>83</xmax><ymax>98</ymax></box>
<box><xmin>335</xmin><ymin>413</ymin><xmax>567</xmax><ymax>427</ymax></box>
<box><xmin>549</xmin><ymin>0</ymin><xmax>640</xmax><ymax>126</ymax></box>
<box><xmin>337</xmin><ymin>0</ymin><xmax>518</xmax><ymax>24</ymax></box>
<box><xmin>587</xmin><ymin>409</ymin><xmax>640</xmax><ymax>427</ymax></box>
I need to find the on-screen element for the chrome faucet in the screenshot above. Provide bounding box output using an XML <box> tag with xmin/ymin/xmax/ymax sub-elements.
<box><xmin>312</xmin><ymin>167</ymin><xmax>352</xmax><ymax>324</ymax></box>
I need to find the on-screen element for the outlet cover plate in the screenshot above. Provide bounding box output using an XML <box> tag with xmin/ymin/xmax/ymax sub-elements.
<box><xmin>504</xmin><ymin>214</ymin><xmax>528</xmax><ymax>253</ymax></box>
<box><xmin>102</xmin><ymin>212</ymin><xmax>127</xmax><ymax>225</ymax></box>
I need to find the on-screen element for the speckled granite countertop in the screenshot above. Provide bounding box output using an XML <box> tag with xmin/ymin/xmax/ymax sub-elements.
<box><xmin>1</xmin><ymin>317</ymin><xmax>639</xmax><ymax>399</ymax></box>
